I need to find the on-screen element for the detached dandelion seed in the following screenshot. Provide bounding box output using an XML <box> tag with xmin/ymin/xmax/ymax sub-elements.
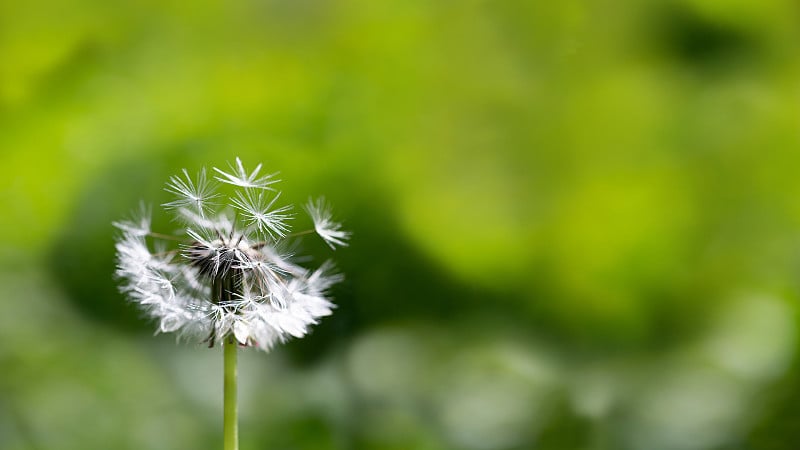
<box><xmin>114</xmin><ymin>157</ymin><xmax>349</xmax><ymax>450</ymax></box>
<box><xmin>305</xmin><ymin>197</ymin><xmax>352</xmax><ymax>249</ymax></box>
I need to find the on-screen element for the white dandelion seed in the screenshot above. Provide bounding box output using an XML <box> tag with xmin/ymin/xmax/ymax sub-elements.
<box><xmin>231</xmin><ymin>189</ymin><xmax>293</xmax><ymax>240</ymax></box>
<box><xmin>213</xmin><ymin>157</ymin><xmax>280</xmax><ymax>190</ymax></box>
<box><xmin>163</xmin><ymin>168</ymin><xmax>220</xmax><ymax>218</ymax></box>
<box><xmin>112</xmin><ymin>202</ymin><xmax>152</xmax><ymax>237</ymax></box>
<box><xmin>305</xmin><ymin>197</ymin><xmax>352</xmax><ymax>249</ymax></box>
<box><xmin>113</xmin><ymin>157</ymin><xmax>348</xmax><ymax>352</ymax></box>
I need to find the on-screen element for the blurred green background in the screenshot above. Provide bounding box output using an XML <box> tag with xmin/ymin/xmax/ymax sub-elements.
<box><xmin>2</xmin><ymin>0</ymin><xmax>800</xmax><ymax>449</ymax></box>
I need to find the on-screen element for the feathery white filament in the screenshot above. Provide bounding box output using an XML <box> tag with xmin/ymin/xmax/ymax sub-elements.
<box><xmin>213</xmin><ymin>157</ymin><xmax>280</xmax><ymax>190</ymax></box>
<box><xmin>231</xmin><ymin>190</ymin><xmax>293</xmax><ymax>239</ymax></box>
<box><xmin>305</xmin><ymin>197</ymin><xmax>352</xmax><ymax>249</ymax></box>
<box><xmin>163</xmin><ymin>168</ymin><xmax>220</xmax><ymax>218</ymax></box>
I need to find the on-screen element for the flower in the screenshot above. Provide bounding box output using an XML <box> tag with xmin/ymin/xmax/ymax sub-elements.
<box><xmin>114</xmin><ymin>158</ymin><xmax>349</xmax><ymax>351</ymax></box>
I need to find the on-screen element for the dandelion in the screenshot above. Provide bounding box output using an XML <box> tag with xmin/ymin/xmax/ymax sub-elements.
<box><xmin>114</xmin><ymin>158</ymin><xmax>349</xmax><ymax>450</ymax></box>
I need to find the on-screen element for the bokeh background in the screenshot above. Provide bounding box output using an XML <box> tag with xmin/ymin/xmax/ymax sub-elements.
<box><xmin>2</xmin><ymin>0</ymin><xmax>800</xmax><ymax>449</ymax></box>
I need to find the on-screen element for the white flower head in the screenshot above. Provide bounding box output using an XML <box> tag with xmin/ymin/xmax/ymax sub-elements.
<box><xmin>114</xmin><ymin>158</ymin><xmax>348</xmax><ymax>352</ymax></box>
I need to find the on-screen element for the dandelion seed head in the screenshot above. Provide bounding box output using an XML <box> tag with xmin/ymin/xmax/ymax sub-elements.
<box><xmin>114</xmin><ymin>158</ymin><xmax>349</xmax><ymax>352</ymax></box>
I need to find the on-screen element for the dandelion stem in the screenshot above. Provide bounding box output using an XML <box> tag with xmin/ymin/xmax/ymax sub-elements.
<box><xmin>223</xmin><ymin>336</ymin><xmax>238</xmax><ymax>450</ymax></box>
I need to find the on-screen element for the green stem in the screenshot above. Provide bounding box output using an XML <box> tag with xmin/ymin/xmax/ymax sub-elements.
<box><xmin>224</xmin><ymin>337</ymin><xmax>238</xmax><ymax>450</ymax></box>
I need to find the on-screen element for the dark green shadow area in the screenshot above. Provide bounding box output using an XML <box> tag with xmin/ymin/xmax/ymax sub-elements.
<box><xmin>647</xmin><ymin>3</ymin><xmax>764</xmax><ymax>74</ymax></box>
